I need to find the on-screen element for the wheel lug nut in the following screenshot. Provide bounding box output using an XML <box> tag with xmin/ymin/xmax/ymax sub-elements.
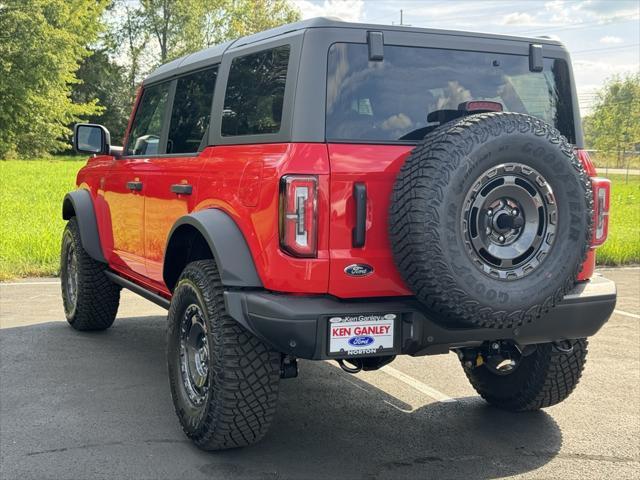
<box><xmin>487</xmin><ymin>209</ymin><xmax>493</xmax><ymax>216</ymax></box>
<box><xmin>512</xmin><ymin>209</ymin><xmax>518</xmax><ymax>215</ymax></box>
<box><xmin>498</xmin><ymin>235</ymin><xmax>505</xmax><ymax>243</ymax></box>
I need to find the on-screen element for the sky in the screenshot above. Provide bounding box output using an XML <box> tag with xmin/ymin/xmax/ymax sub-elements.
<box><xmin>290</xmin><ymin>0</ymin><xmax>640</xmax><ymax>115</ymax></box>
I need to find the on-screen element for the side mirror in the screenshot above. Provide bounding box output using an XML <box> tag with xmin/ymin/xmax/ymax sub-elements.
<box><xmin>73</xmin><ymin>123</ymin><xmax>111</xmax><ymax>155</ymax></box>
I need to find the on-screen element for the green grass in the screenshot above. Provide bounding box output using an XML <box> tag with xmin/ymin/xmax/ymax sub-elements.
<box><xmin>0</xmin><ymin>160</ymin><xmax>638</xmax><ymax>280</ymax></box>
<box><xmin>0</xmin><ymin>158</ymin><xmax>85</xmax><ymax>280</ymax></box>
<box><xmin>595</xmin><ymin>174</ymin><xmax>640</xmax><ymax>266</ymax></box>
<box><xmin>589</xmin><ymin>152</ymin><xmax>640</xmax><ymax>170</ymax></box>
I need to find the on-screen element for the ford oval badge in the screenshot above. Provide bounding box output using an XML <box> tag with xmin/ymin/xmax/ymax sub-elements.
<box><xmin>348</xmin><ymin>336</ymin><xmax>375</xmax><ymax>347</ymax></box>
<box><xmin>344</xmin><ymin>264</ymin><xmax>374</xmax><ymax>277</ymax></box>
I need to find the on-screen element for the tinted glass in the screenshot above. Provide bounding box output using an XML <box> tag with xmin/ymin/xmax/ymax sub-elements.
<box><xmin>326</xmin><ymin>44</ymin><xmax>575</xmax><ymax>143</ymax></box>
<box><xmin>126</xmin><ymin>82</ymin><xmax>170</xmax><ymax>155</ymax></box>
<box><xmin>221</xmin><ymin>45</ymin><xmax>290</xmax><ymax>136</ymax></box>
<box><xmin>167</xmin><ymin>67</ymin><xmax>218</xmax><ymax>154</ymax></box>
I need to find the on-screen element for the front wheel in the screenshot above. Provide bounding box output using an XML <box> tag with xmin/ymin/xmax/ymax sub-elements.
<box><xmin>461</xmin><ymin>339</ymin><xmax>588</xmax><ymax>411</ymax></box>
<box><xmin>60</xmin><ymin>217</ymin><xmax>120</xmax><ymax>330</ymax></box>
<box><xmin>167</xmin><ymin>260</ymin><xmax>280</xmax><ymax>450</ymax></box>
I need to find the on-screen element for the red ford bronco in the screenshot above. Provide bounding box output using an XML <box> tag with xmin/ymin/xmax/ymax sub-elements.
<box><xmin>63</xmin><ymin>18</ymin><xmax>616</xmax><ymax>450</ymax></box>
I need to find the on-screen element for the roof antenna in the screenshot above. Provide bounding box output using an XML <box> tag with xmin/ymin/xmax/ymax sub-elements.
<box><xmin>391</xmin><ymin>9</ymin><xmax>411</xmax><ymax>27</ymax></box>
<box><xmin>392</xmin><ymin>9</ymin><xmax>411</xmax><ymax>26</ymax></box>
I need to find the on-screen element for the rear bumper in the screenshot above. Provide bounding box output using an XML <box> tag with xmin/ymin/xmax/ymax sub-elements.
<box><xmin>224</xmin><ymin>275</ymin><xmax>616</xmax><ymax>360</ymax></box>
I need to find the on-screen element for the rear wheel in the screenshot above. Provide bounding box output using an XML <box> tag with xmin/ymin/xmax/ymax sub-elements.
<box><xmin>60</xmin><ymin>217</ymin><xmax>120</xmax><ymax>330</ymax></box>
<box><xmin>167</xmin><ymin>260</ymin><xmax>280</xmax><ymax>450</ymax></box>
<box><xmin>461</xmin><ymin>339</ymin><xmax>588</xmax><ymax>411</ymax></box>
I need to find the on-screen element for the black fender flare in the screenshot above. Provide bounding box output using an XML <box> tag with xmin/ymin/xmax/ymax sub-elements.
<box><xmin>163</xmin><ymin>209</ymin><xmax>263</xmax><ymax>289</ymax></box>
<box><xmin>62</xmin><ymin>190</ymin><xmax>106</xmax><ymax>263</ymax></box>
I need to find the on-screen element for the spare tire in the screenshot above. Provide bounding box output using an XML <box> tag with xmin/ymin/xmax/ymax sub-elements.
<box><xmin>390</xmin><ymin>113</ymin><xmax>593</xmax><ymax>329</ymax></box>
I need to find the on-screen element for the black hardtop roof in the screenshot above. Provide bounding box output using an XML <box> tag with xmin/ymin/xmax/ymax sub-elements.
<box><xmin>231</xmin><ymin>16</ymin><xmax>563</xmax><ymax>47</ymax></box>
<box><xmin>143</xmin><ymin>17</ymin><xmax>564</xmax><ymax>85</ymax></box>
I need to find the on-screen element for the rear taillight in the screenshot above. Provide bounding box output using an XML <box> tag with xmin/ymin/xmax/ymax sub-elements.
<box><xmin>591</xmin><ymin>177</ymin><xmax>611</xmax><ymax>247</ymax></box>
<box><xmin>279</xmin><ymin>175</ymin><xmax>318</xmax><ymax>257</ymax></box>
<box><xmin>576</xmin><ymin>149</ymin><xmax>610</xmax><ymax>248</ymax></box>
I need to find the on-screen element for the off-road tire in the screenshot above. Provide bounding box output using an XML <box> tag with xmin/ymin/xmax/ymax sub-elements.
<box><xmin>60</xmin><ymin>217</ymin><xmax>120</xmax><ymax>330</ymax></box>
<box><xmin>462</xmin><ymin>339</ymin><xmax>588</xmax><ymax>411</ymax></box>
<box><xmin>167</xmin><ymin>260</ymin><xmax>280</xmax><ymax>450</ymax></box>
<box><xmin>390</xmin><ymin>112</ymin><xmax>593</xmax><ymax>328</ymax></box>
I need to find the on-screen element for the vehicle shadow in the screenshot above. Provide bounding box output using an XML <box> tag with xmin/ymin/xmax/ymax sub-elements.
<box><xmin>1</xmin><ymin>316</ymin><xmax>561</xmax><ymax>480</ymax></box>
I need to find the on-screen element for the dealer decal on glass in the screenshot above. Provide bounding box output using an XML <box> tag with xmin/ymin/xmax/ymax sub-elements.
<box><xmin>328</xmin><ymin>314</ymin><xmax>396</xmax><ymax>356</ymax></box>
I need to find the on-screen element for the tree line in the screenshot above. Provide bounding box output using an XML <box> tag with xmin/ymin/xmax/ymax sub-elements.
<box><xmin>1</xmin><ymin>2</ymin><xmax>637</xmax><ymax>161</ymax></box>
<box><xmin>0</xmin><ymin>0</ymin><xmax>300</xmax><ymax>159</ymax></box>
<box><xmin>583</xmin><ymin>73</ymin><xmax>640</xmax><ymax>168</ymax></box>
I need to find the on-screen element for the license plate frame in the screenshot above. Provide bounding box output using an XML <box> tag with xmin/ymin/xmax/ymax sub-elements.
<box><xmin>327</xmin><ymin>313</ymin><xmax>397</xmax><ymax>357</ymax></box>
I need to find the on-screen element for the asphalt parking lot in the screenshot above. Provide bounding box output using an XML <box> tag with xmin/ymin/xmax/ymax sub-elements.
<box><xmin>1</xmin><ymin>268</ymin><xmax>638</xmax><ymax>480</ymax></box>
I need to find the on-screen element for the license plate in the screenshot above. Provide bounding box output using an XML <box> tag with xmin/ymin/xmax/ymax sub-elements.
<box><xmin>328</xmin><ymin>314</ymin><xmax>396</xmax><ymax>356</ymax></box>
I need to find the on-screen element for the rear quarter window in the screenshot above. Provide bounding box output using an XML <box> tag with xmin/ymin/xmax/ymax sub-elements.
<box><xmin>221</xmin><ymin>45</ymin><xmax>290</xmax><ymax>136</ymax></box>
<box><xmin>326</xmin><ymin>43</ymin><xmax>575</xmax><ymax>143</ymax></box>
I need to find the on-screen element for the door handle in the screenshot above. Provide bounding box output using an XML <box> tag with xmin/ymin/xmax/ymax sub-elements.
<box><xmin>171</xmin><ymin>184</ymin><xmax>192</xmax><ymax>195</ymax></box>
<box><xmin>352</xmin><ymin>182</ymin><xmax>367</xmax><ymax>248</ymax></box>
<box><xmin>127</xmin><ymin>181</ymin><xmax>143</xmax><ymax>191</ymax></box>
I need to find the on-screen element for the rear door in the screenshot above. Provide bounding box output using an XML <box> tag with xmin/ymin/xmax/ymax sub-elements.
<box><xmin>143</xmin><ymin>66</ymin><xmax>219</xmax><ymax>283</ymax></box>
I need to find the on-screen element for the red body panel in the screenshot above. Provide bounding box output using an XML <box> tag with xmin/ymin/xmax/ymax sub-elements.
<box><xmin>142</xmin><ymin>155</ymin><xmax>205</xmax><ymax>281</ymax></box>
<box><xmin>327</xmin><ymin>144</ymin><xmax>412</xmax><ymax>298</ymax></box>
<box><xmin>76</xmin><ymin>143</ymin><xmax>331</xmax><ymax>295</ymax></box>
<box><xmin>75</xmin><ymin>141</ymin><xmax>600</xmax><ymax>300</ymax></box>
<box><xmin>195</xmin><ymin>143</ymin><xmax>331</xmax><ymax>294</ymax></box>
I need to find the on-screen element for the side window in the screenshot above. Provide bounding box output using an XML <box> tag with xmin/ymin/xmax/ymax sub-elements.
<box><xmin>167</xmin><ymin>67</ymin><xmax>218</xmax><ymax>154</ymax></box>
<box><xmin>126</xmin><ymin>82</ymin><xmax>170</xmax><ymax>156</ymax></box>
<box><xmin>221</xmin><ymin>45</ymin><xmax>290</xmax><ymax>136</ymax></box>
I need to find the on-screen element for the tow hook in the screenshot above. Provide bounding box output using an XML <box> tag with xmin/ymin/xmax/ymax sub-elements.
<box><xmin>553</xmin><ymin>340</ymin><xmax>574</xmax><ymax>354</ymax></box>
<box><xmin>337</xmin><ymin>355</ymin><xmax>396</xmax><ymax>374</ymax></box>
<box><xmin>280</xmin><ymin>355</ymin><xmax>298</xmax><ymax>379</ymax></box>
<box><xmin>338</xmin><ymin>358</ymin><xmax>363</xmax><ymax>374</ymax></box>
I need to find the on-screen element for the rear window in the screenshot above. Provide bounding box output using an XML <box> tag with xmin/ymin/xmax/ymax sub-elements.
<box><xmin>326</xmin><ymin>43</ymin><xmax>575</xmax><ymax>143</ymax></box>
<box><xmin>221</xmin><ymin>45</ymin><xmax>290</xmax><ymax>137</ymax></box>
<box><xmin>167</xmin><ymin>66</ymin><xmax>218</xmax><ymax>154</ymax></box>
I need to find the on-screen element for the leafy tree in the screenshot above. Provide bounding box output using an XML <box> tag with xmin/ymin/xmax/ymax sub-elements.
<box><xmin>194</xmin><ymin>0</ymin><xmax>301</xmax><ymax>49</ymax></box>
<box><xmin>109</xmin><ymin>2</ymin><xmax>150</xmax><ymax>102</ymax></box>
<box><xmin>72</xmin><ymin>49</ymin><xmax>132</xmax><ymax>145</ymax></box>
<box><xmin>137</xmin><ymin>0</ymin><xmax>301</xmax><ymax>64</ymax></box>
<box><xmin>583</xmin><ymin>73</ymin><xmax>640</xmax><ymax>167</ymax></box>
<box><xmin>0</xmin><ymin>0</ymin><xmax>109</xmax><ymax>158</ymax></box>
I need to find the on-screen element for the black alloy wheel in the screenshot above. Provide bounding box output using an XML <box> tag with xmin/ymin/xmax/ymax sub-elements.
<box><xmin>462</xmin><ymin>163</ymin><xmax>558</xmax><ymax>280</ymax></box>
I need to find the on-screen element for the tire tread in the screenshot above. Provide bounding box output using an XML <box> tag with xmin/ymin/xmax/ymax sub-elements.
<box><xmin>462</xmin><ymin>339</ymin><xmax>588</xmax><ymax>411</ymax></box>
<box><xmin>167</xmin><ymin>260</ymin><xmax>280</xmax><ymax>451</ymax></box>
<box><xmin>389</xmin><ymin>113</ymin><xmax>593</xmax><ymax>328</ymax></box>
<box><xmin>61</xmin><ymin>217</ymin><xmax>120</xmax><ymax>331</ymax></box>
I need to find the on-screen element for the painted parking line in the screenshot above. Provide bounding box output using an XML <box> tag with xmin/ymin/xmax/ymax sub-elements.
<box><xmin>614</xmin><ymin>309</ymin><xmax>640</xmax><ymax>319</ymax></box>
<box><xmin>1</xmin><ymin>281</ymin><xmax>60</xmax><ymax>286</ymax></box>
<box><xmin>327</xmin><ymin>359</ymin><xmax>456</xmax><ymax>404</ymax></box>
<box><xmin>380</xmin><ymin>365</ymin><xmax>456</xmax><ymax>403</ymax></box>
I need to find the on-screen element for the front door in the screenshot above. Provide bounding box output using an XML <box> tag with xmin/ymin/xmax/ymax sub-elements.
<box><xmin>104</xmin><ymin>81</ymin><xmax>171</xmax><ymax>276</ymax></box>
